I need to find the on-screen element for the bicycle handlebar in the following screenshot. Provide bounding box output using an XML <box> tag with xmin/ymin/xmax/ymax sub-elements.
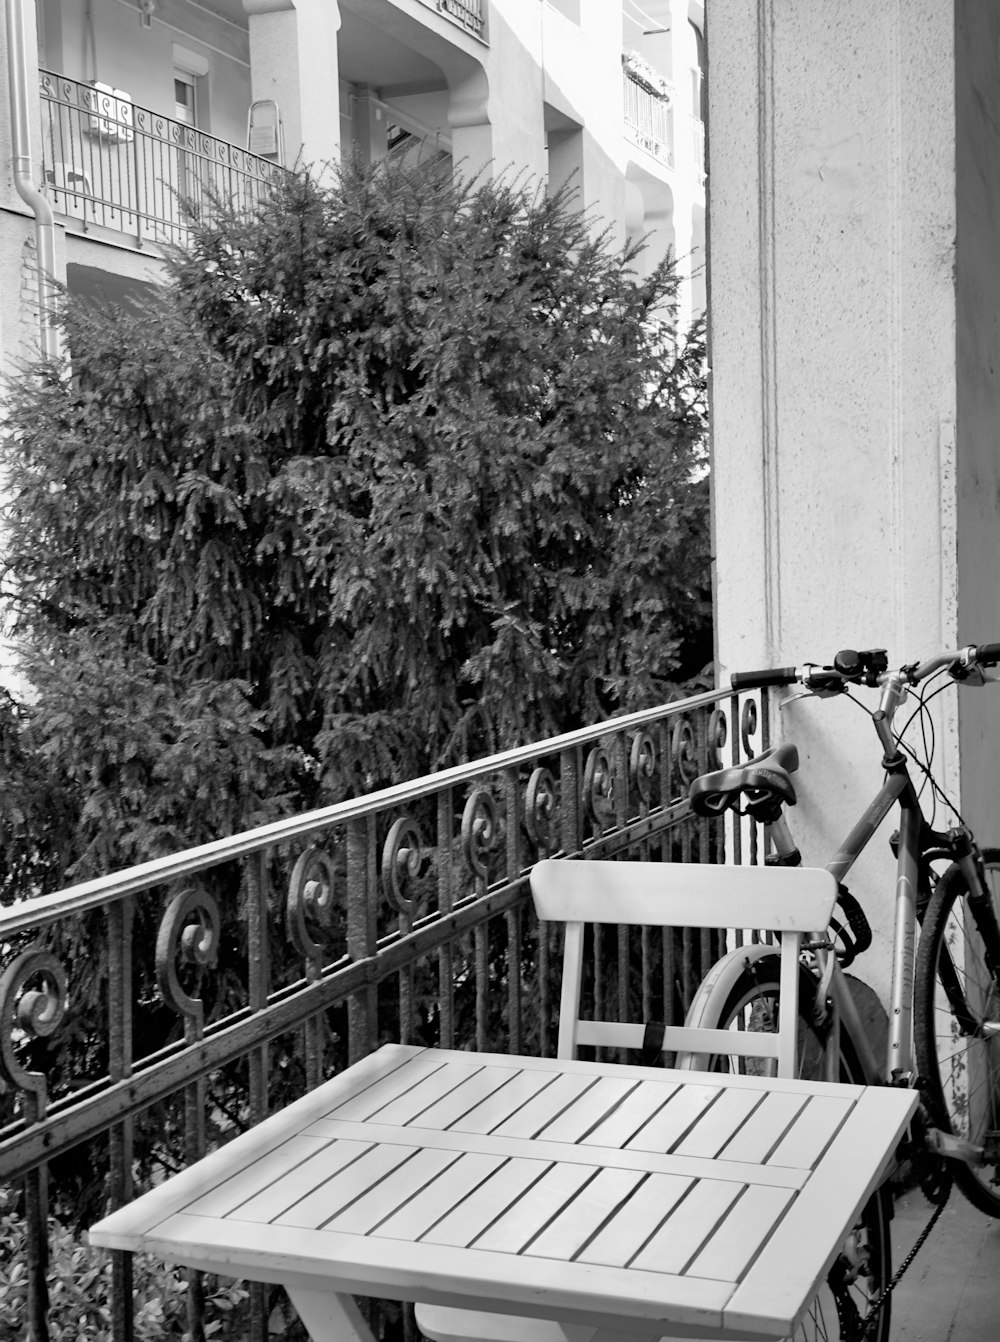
<box><xmin>731</xmin><ymin>642</ymin><xmax>1000</xmax><ymax>694</ymax></box>
<box><xmin>730</xmin><ymin>666</ymin><xmax>798</xmax><ymax>691</ymax></box>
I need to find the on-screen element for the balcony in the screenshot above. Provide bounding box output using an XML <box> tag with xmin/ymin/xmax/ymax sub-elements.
<box><xmin>622</xmin><ymin>62</ymin><xmax>674</xmax><ymax>168</ymax></box>
<box><xmin>38</xmin><ymin>70</ymin><xmax>283</xmax><ymax>251</ymax></box>
<box><xmin>0</xmin><ymin>682</ymin><xmax>774</xmax><ymax>1340</ymax></box>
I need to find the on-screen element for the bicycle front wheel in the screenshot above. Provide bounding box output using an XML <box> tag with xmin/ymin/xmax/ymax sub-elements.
<box><xmin>914</xmin><ymin>849</ymin><xmax>1000</xmax><ymax>1216</ymax></box>
<box><xmin>704</xmin><ymin>959</ymin><xmax>893</xmax><ymax>1342</ymax></box>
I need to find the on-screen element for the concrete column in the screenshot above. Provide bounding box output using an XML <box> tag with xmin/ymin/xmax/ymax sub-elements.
<box><xmin>352</xmin><ymin>88</ymin><xmax>387</xmax><ymax>167</ymax></box>
<box><xmin>709</xmin><ymin>0</ymin><xmax>1000</xmax><ymax>1009</ymax></box>
<box><xmin>243</xmin><ymin>0</ymin><xmax>341</xmax><ymax>180</ymax></box>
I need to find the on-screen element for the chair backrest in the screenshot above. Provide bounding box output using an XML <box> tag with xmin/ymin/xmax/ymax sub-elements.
<box><xmin>529</xmin><ymin>858</ymin><xmax>838</xmax><ymax>1079</ymax></box>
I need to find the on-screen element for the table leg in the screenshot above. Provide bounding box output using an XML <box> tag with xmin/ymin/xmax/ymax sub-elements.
<box><xmin>286</xmin><ymin>1288</ymin><xmax>379</xmax><ymax>1342</ymax></box>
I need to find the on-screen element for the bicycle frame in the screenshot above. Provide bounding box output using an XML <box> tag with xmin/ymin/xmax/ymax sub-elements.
<box><xmin>768</xmin><ymin>766</ymin><xmax>927</xmax><ymax>1087</ymax></box>
<box><xmin>767</xmin><ymin>723</ymin><xmax>1000</xmax><ymax>1100</ymax></box>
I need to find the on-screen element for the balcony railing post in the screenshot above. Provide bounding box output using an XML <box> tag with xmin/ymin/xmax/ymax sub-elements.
<box><xmin>107</xmin><ymin>896</ymin><xmax>135</xmax><ymax>1342</ymax></box>
<box><xmin>436</xmin><ymin>788</ymin><xmax>455</xmax><ymax>1050</ymax></box>
<box><xmin>502</xmin><ymin>765</ymin><xmax>522</xmax><ymax>1054</ymax></box>
<box><xmin>346</xmin><ymin>815</ymin><xmax>377</xmax><ymax>1064</ymax></box>
<box><xmin>245</xmin><ymin>851</ymin><xmax>270</xmax><ymax>1342</ymax></box>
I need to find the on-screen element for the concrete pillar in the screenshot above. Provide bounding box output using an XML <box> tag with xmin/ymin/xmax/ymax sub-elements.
<box><xmin>709</xmin><ymin>0</ymin><xmax>1000</xmax><ymax>1009</ymax></box>
<box><xmin>243</xmin><ymin>0</ymin><xmax>341</xmax><ymax>180</ymax></box>
<box><xmin>352</xmin><ymin>88</ymin><xmax>387</xmax><ymax>167</ymax></box>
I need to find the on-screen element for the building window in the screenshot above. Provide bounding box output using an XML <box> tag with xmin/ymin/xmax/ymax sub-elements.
<box><xmin>174</xmin><ymin>70</ymin><xmax>197</xmax><ymax>125</ymax></box>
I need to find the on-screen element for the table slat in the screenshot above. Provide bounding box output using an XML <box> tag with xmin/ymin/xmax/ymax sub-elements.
<box><xmin>534</xmin><ymin>1077</ymin><xmax>644</xmax><ymax>1144</ymax></box>
<box><xmin>524</xmin><ymin>1165</ymin><xmax>647</xmax><ymax>1260</ymax></box>
<box><xmin>187</xmin><ymin>1136</ymin><xmax>368</xmax><ymax>1222</ymax></box>
<box><xmin>326</xmin><ymin>1050</ymin><xmax>450</xmax><ymax>1121</ymax></box>
<box><xmin>673</xmin><ymin>1088</ymin><xmax>765</xmax><ymax>1158</ymax></box>
<box><xmin>766</xmin><ymin>1093</ymin><xmax>853</xmax><ymax>1169</ymax></box>
<box><xmin>629</xmin><ymin>1179</ymin><xmax>744</xmax><ymax>1274</ymax></box>
<box><xmin>472</xmin><ymin>1161</ymin><xmax>599</xmax><ymax>1253</ymax></box>
<box><xmin>277</xmin><ymin>1143</ymin><xmax>419</xmax><ymax>1229</ymax></box>
<box><xmin>323</xmin><ymin>1146</ymin><xmax>462</xmax><ymax>1234</ymax></box>
<box><xmin>407</xmin><ymin>1066</ymin><xmax>522</xmax><ymax>1130</ymax></box>
<box><xmin>358</xmin><ymin>1062</ymin><xmax>486</xmax><ymax>1127</ymax></box>
<box><xmin>578</xmin><ymin>1079</ymin><xmax>682</xmax><ymax>1150</ymax></box>
<box><xmin>625</xmin><ymin>1082</ymin><xmax>721</xmax><ymax>1153</ymax></box>
<box><xmin>489</xmin><ymin>1073</ymin><xmax>601</xmax><ymax>1139</ymax></box>
<box><xmin>717</xmin><ymin>1091</ymin><xmax>808</xmax><ymax>1164</ymax></box>
<box><xmin>449</xmin><ymin>1069</ymin><xmax>561</xmax><ymax>1135</ymax></box>
<box><xmin>686</xmin><ymin>1184</ymin><xmax>793</xmax><ymax>1283</ymax></box>
<box><xmin>374</xmin><ymin>1151</ymin><xmax>509</xmax><ymax>1242</ymax></box>
<box><xmin>420</xmin><ymin>1157</ymin><xmax>552</xmax><ymax>1247</ymax></box>
<box><xmin>575</xmin><ymin>1172</ymin><xmax>693</xmax><ymax>1269</ymax></box>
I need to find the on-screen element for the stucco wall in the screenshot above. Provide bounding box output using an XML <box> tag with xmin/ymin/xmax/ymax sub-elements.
<box><xmin>955</xmin><ymin>0</ymin><xmax>1000</xmax><ymax>844</ymax></box>
<box><xmin>710</xmin><ymin>0</ymin><xmax>959</xmax><ymax>1008</ymax></box>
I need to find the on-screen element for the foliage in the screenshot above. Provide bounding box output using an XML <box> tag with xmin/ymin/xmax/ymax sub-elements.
<box><xmin>0</xmin><ymin>1186</ymin><xmax>248</xmax><ymax>1341</ymax></box>
<box><xmin>0</xmin><ymin>161</ymin><xmax>710</xmax><ymax>1322</ymax></box>
<box><xmin>0</xmin><ymin>155</ymin><xmax>709</xmax><ymax>898</ymax></box>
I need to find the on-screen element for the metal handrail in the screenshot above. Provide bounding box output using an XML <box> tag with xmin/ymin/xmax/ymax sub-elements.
<box><xmin>0</xmin><ymin>687</ymin><xmax>725</xmax><ymax>938</ymax></box>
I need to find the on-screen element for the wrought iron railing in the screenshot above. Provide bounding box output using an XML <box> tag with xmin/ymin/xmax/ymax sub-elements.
<box><xmin>0</xmin><ymin>685</ymin><xmax>771</xmax><ymax>1342</ymax></box>
<box><xmin>622</xmin><ymin>67</ymin><xmax>674</xmax><ymax>166</ymax></box>
<box><xmin>38</xmin><ymin>70</ymin><xmax>283</xmax><ymax>250</ymax></box>
<box><xmin>423</xmin><ymin>0</ymin><xmax>487</xmax><ymax>39</ymax></box>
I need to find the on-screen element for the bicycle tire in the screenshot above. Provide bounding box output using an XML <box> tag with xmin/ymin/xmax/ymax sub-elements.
<box><xmin>914</xmin><ymin>848</ymin><xmax>1000</xmax><ymax>1216</ymax></box>
<box><xmin>705</xmin><ymin>958</ymin><xmax>893</xmax><ymax>1342</ymax></box>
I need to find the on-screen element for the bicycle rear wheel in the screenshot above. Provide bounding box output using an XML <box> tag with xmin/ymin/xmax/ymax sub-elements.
<box><xmin>914</xmin><ymin>849</ymin><xmax>1000</xmax><ymax>1216</ymax></box>
<box><xmin>707</xmin><ymin>959</ymin><xmax>893</xmax><ymax>1342</ymax></box>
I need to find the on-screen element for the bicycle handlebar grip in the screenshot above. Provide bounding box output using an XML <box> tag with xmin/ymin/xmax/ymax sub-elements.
<box><xmin>976</xmin><ymin>641</ymin><xmax>1000</xmax><ymax>666</ymax></box>
<box><xmin>730</xmin><ymin>666</ymin><xmax>798</xmax><ymax>690</ymax></box>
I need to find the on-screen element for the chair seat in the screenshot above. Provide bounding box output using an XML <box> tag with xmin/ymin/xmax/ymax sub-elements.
<box><xmin>415</xmin><ymin>1305</ymin><xmax>597</xmax><ymax>1342</ymax></box>
<box><xmin>415</xmin><ymin>1303</ymin><xmax>738</xmax><ymax>1342</ymax></box>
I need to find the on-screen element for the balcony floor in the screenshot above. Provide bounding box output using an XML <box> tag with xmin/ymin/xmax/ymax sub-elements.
<box><xmin>893</xmin><ymin>1187</ymin><xmax>1000</xmax><ymax>1339</ymax></box>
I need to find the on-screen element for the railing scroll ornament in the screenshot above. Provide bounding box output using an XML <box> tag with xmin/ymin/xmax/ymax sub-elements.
<box><xmin>461</xmin><ymin>789</ymin><xmax>497</xmax><ymax>880</ymax></box>
<box><xmin>287</xmin><ymin>845</ymin><xmax>336</xmax><ymax>971</ymax></box>
<box><xmin>741</xmin><ymin>698</ymin><xmax>759</xmax><ymax>757</ymax></box>
<box><xmin>670</xmin><ymin>716</ymin><xmax>699</xmax><ymax>787</ymax></box>
<box><xmin>708</xmin><ymin>708</ymin><xmax>727</xmax><ymax>771</ymax></box>
<box><xmin>154</xmin><ymin>888</ymin><xmax>220</xmax><ymax>1032</ymax></box>
<box><xmin>629</xmin><ymin>730</ymin><xmax>656</xmax><ymax>805</ymax></box>
<box><xmin>0</xmin><ymin>948</ymin><xmax>67</xmax><ymax>1119</ymax></box>
<box><xmin>524</xmin><ymin>766</ymin><xmax>557</xmax><ymax>850</ymax></box>
<box><xmin>381</xmin><ymin>817</ymin><xmax>424</xmax><ymax>915</ymax></box>
<box><xmin>583</xmin><ymin>744</ymin><xmax>616</xmax><ymax>829</ymax></box>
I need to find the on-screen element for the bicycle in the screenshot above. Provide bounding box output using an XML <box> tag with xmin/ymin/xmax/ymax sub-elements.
<box><xmin>673</xmin><ymin>642</ymin><xmax>1000</xmax><ymax>1342</ymax></box>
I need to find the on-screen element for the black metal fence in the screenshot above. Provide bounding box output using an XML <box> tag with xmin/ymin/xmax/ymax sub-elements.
<box><xmin>0</xmin><ymin>686</ymin><xmax>771</xmax><ymax>1341</ymax></box>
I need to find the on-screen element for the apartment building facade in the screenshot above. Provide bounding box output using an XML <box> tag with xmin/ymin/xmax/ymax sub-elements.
<box><xmin>0</xmin><ymin>0</ymin><xmax>707</xmax><ymax>369</ymax></box>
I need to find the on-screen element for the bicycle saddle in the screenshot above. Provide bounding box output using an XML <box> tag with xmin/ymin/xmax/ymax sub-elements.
<box><xmin>688</xmin><ymin>743</ymin><xmax>799</xmax><ymax>817</ymax></box>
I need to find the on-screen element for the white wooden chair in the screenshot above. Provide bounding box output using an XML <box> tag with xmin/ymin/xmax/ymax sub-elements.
<box><xmin>416</xmin><ymin>858</ymin><xmax>838</xmax><ymax>1342</ymax></box>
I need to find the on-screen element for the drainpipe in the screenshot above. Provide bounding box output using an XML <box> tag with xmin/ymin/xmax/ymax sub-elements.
<box><xmin>6</xmin><ymin>0</ymin><xmax>60</xmax><ymax>359</ymax></box>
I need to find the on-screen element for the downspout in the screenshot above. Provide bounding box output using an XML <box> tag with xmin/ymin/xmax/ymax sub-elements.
<box><xmin>6</xmin><ymin>0</ymin><xmax>60</xmax><ymax>359</ymax></box>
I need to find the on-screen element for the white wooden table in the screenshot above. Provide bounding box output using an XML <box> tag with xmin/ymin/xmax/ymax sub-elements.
<box><xmin>89</xmin><ymin>1044</ymin><xmax>918</xmax><ymax>1341</ymax></box>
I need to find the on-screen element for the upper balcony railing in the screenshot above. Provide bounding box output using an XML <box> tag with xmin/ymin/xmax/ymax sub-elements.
<box><xmin>622</xmin><ymin>63</ymin><xmax>674</xmax><ymax>168</ymax></box>
<box><xmin>419</xmin><ymin>0</ymin><xmax>487</xmax><ymax>40</ymax></box>
<box><xmin>38</xmin><ymin>70</ymin><xmax>283</xmax><ymax>251</ymax></box>
<box><xmin>0</xmin><ymin>683</ymin><xmax>772</xmax><ymax>1342</ymax></box>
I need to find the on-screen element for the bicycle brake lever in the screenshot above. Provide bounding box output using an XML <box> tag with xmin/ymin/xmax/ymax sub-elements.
<box><xmin>779</xmin><ymin>687</ymin><xmax>845</xmax><ymax>705</ymax></box>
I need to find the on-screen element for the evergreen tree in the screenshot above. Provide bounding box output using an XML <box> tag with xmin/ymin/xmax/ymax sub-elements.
<box><xmin>0</xmin><ymin>157</ymin><xmax>709</xmax><ymax>891</ymax></box>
